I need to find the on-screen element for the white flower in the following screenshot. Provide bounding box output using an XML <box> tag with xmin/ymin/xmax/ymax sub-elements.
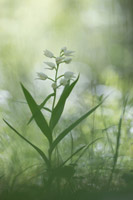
<box><xmin>64</xmin><ymin>57</ymin><xmax>72</xmax><ymax>64</ymax></box>
<box><xmin>44</xmin><ymin>62</ymin><xmax>55</xmax><ymax>70</ymax></box>
<box><xmin>60</xmin><ymin>78</ymin><xmax>68</xmax><ymax>86</ymax></box>
<box><xmin>64</xmin><ymin>50</ymin><xmax>74</xmax><ymax>56</ymax></box>
<box><xmin>51</xmin><ymin>83</ymin><xmax>57</xmax><ymax>90</ymax></box>
<box><xmin>44</xmin><ymin>49</ymin><xmax>54</xmax><ymax>58</ymax></box>
<box><xmin>37</xmin><ymin>72</ymin><xmax>48</xmax><ymax>80</ymax></box>
<box><xmin>64</xmin><ymin>71</ymin><xmax>75</xmax><ymax>80</ymax></box>
<box><xmin>56</xmin><ymin>57</ymin><xmax>64</xmax><ymax>64</ymax></box>
<box><xmin>61</xmin><ymin>46</ymin><xmax>67</xmax><ymax>52</ymax></box>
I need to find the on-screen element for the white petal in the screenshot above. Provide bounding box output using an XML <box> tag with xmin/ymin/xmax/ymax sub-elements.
<box><xmin>44</xmin><ymin>62</ymin><xmax>55</xmax><ymax>69</ymax></box>
<box><xmin>51</xmin><ymin>83</ymin><xmax>57</xmax><ymax>89</ymax></box>
<box><xmin>64</xmin><ymin>57</ymin><xmax>72</xmax><ymax>64</ymax></box>
<box><xmin>64</xmin><ymin>71</ymin><xmax>75</xmax><ymax>80</ymax></box>
<box><xmin>60</xmin><ymin>78</ymin><xmax>68</xmax><ymax>86</ymax></box>
<box><xmin>64</xmin><ymin>50</ymin><xmax>74</xmax><ymax>56</ymax></box>
<box><xmin>56</xmin><ymin>57</ymin><xmax>64</xmax><ymax>64</ymax></box>
<box><xmin>37</xmin><ymin>72</ymin><xmax>48</xmax><ymax>80</ymax></box>
<box><xmin>61</xmin><ymin>46</ymin><xmax>67</xmax><ymax>52</ymax></box>
<box><xmin>44</xmin><ymin>49</ymin><xmax>54</xmax><ymax>58</ymax></box>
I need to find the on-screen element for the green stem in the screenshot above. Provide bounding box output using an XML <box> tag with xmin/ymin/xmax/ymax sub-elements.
<box><xmin>107</xmin><ymin>97</ymin><xmax>127</xmax><ymax>189</ymax></box>
<box><xmin>49</xmin><ymin>64</ymin><xmax>60</xmax><ymax>164</ymax></box>
<box><xmin>100</xmin><ymin>105</ymin><xmax>114</xmax><ymax>154</ymax></box>
<box><xmin>52</xmin><ymin>64</ymin><xmax>59</xmax><ymax>111</ymax></box>
<box><xmin>48</xmin><ymin>54</ymin><xmax>63</xmax><ymax>175</ymax></box>
<box><xmin>56</xmin><ymin>75</ymin><xmax>64</xmax><ymax>80</ymax></box>
<box><xmin>48</xmin><ymin>77</ymin><xmax>54</xmax><ymax>82</ymax></box>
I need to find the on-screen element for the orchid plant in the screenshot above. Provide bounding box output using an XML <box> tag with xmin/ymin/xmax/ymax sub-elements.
<box><xmin>4</xmin><ymin>47</ymin><xmax>104</xmax><ymax>183</ymax></box>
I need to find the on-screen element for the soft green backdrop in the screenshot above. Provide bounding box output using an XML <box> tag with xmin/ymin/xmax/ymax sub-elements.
<box><xmin>0</xmin><ymin>0</ymin><xmax>133</xmax><ymax>186</ymax></box>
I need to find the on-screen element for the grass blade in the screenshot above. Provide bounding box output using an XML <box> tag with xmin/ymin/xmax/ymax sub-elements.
<box><xmin>74</xmin><ymin>137</ymin><xmax>103</xmax><ymax>164</ymax></box>
<box><xmin>27</xmin><ymin>93</ymin><xmax>54</xmax><ymax>125</ymax></box>
<box><xmin>49</xmin><ymin>75</ymin><xmax>79</xmax><ymax>131</ymax></box>
<box><xmin>21</xmin><ymin>83</ymin><xmax>52</xmax><ymax>143</ymax></box>
<box><xmin>60</xmin><ymin>145</ymin><xmax>86</xmax><ymax>167</ymax></box>
<box><xmin>3</xmin><ymin>119</ymin><xmax>49</xmax><ymax>167</ymax></box>
<box><xmin>107</xmin><ymin>97</ymin><xmax>128</xmax><ymax>188</ymax></box>
<box><xmin>42</xmin><ymin>107</ymin><xmax>52</xmax><ymax>112</ymax></box>
<box><xmin>50</xmin><ymin>100</ymin><xmax>104</xmax><ymax>153</ymax></box>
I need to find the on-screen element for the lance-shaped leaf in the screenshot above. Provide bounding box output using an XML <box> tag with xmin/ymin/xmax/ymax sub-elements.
<box><xmin>3</xmin><ymin>120</ymin><xmax>49</xmax><ymax>167</ymax></box>
<box><xmin>49</xmin><ymin>75</ymin><xmax>79</xmax><ymax>131</ymax></box>
<box><xmin>42</xmin><ymin>107</ymin><xmax>52</xmax><ymax>112</ymax></box>
<box><xmin>49</xmin><ymin>101</ymin><xmax>104</xmax><ymax>154</ymax></box>
<box><xmin>60</xmin><ymin>137</ymin><xmax>102</xmax><ymax>167</ymax></box>
<box><xmin>21</xmin><ymin>83</ymin><xmax>52</xmax><ymax>143</ymax></box>
<box><xmin>60</xmin><ymin>145</ymin><xmax>86</xmax><ymax>167</ymax></box>
<box><xmin>74</xmin><ymin>137</ymin><xmax>102</xmax><ymax>164</ymax></box>
<box><xmin>27</xmin><ymin>93</ymin><xmax>54</xmax><ymax>125</ymax></box>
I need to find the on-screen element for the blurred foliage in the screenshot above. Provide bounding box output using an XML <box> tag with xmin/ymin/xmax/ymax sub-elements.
<box><xmin>0</xmin><ymin>0</ymin><xmax>133</xmax><ymax>197</ymax></box>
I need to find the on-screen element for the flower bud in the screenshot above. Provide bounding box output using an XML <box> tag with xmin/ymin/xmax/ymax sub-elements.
<box><xmin>51</xmin><ymin>83</ymin><xmax>57</xmax><ymax>90</ymax></box>
<box><xmin>64</xmin><ymin>71</ymin><xmax>75</xmax><ymax>80</ymax></box>
<box><xmin>37</xmin><ymin>72</ymin><xmax>48</xmax><ymax>80</ymax></box>
<box><xmin>64</xmin><ymin>57</ymin><xmax>72</xmax><ymax>64</ymax></box>
<box><xmin>64</xmin><ymin>50</ymin><xmax>74</xmax><ymax>56</ymax></box>
<box><xmin>44</xmin><ymin>62</ymin><xmax>55</xmax><ymax>70</ymax></box>
<box><xmin>60</xmin><ymin>78</ymin><xmax>68</xmax><ymax>86</ymax></box>
<box><xmin>56</xmin><ymin>57</ymin><xmax>64</xmax><ymax>64</ymax></box>
<box><xmin>44</xmin><ymin>49</ymin><xmax>54</xmax><ymax>58</ymax></box>
<box><xmin>61</xmin><ymin>46</ymin><xmax>67</xmax><ymax>52</ymax></box>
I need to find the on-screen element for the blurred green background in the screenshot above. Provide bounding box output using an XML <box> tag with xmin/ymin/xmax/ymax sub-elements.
<box><xmin>0</xmin><ymin>0</ymin><xmax>133</xmax><ymax>190</ymax></box>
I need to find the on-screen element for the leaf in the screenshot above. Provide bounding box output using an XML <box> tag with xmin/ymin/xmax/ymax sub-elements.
<box><xmin>60</xmin><ymin>138</ymin><xmax>102</xmax><ymax>167</ymax></box>
<box><xmin>49</xmin><ymin>100</ymin><xmax>104</xmax><ymax>154</ymax></box>
<box><xmin>107</xmin><ymin>97</ymin><xmax>128</xmax><ymax>188</ymax></box>
<box><xmin>49</xmin><ymin>75</ymin><xmax>79</xmax><ymax>131</ymax></box>
<box><xmin>3</xmin><ymin>119</ymin><xmax>49</xmax><ymax>167</ymax></box>
<box><xmin>42</xmin><ymin>107</ymin><xmax>52</xmax><ymax>112</ymax></box>
<box><xmin>74</xmin><ymin>137</ymin><xmax>103</xmax><ymax>164</ymax></box>
<box><xmin>60</xmin><ymin>145</ymin><xmax>86</xmax><ymax>167</ymax></box>
<box><xmin>27</xmin><ymin>93</ymin><xmax>54</xmax><ymax>125</ymax></box>
<box><xmin>10</xmin><ymin>164</ymin><xmax>41</xmax><ymax>190</ymax></box>
<box><xmin>21</xmin><ymin>83</ymin><xmax>52</xmax><ymax>143</ymax></box>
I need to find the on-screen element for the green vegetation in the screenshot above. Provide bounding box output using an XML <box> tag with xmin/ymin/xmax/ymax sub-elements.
<box><xmin>3</xmin><ymin>48</ymin><xmax>105</xmax><ymax>198</ymax></box>
<box><xmin>0</xmin><ymin>0</ymin><xmax>133</xmax><ymax>199</ymax></box>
